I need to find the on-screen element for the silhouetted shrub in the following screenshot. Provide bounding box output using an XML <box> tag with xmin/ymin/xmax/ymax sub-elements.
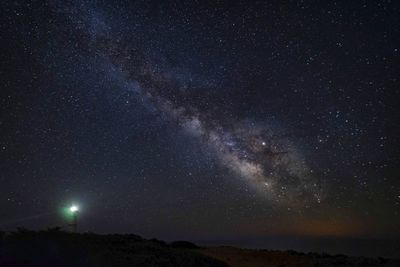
<box><xmin>44</xmin><ymin>226</ymin><xmax>63</xmax><ymax>232</ymax></box>
<box><xmin>287</xmin><ymin>249</ymin><xmax>304</xmax><ymax>255</ymax></box>
<box><xmin>378</xmin><ymin>257</ymin><xmax>387</xmax><ymax>264</ymax></box>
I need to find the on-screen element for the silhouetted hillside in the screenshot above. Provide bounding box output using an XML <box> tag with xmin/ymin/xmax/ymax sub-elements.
<box><xmin>0</xmin><ymin>228</ymin><xmax>227</xmax><ymax>267</ymax></box>
<box><xmin>1</xmin><ymin>229</ymin><xmax>399</xmax><ymax>267</ymax></box>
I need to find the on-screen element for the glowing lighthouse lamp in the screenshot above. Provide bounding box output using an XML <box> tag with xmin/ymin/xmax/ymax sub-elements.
<box><xmin>70</xmin><ymin>205</ymin><xmax>79</xmax><ymax>213</ymax></box>
<box><xmin>68</xmin><ymin>205</ymin><xmax>79</xmax><ymax>232</ymax></box>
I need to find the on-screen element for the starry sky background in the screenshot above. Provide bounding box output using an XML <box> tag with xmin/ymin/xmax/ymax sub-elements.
<box><xmin>1</xmin><ymin>0</ymin><xmax>399</xmax><ymax>243</ymax></box>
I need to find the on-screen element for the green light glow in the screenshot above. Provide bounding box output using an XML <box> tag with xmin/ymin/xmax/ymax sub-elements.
<box><xmin>60</xmin><ymin>204</ymin><xmax>80</xmax><ymax>220</ymax></box>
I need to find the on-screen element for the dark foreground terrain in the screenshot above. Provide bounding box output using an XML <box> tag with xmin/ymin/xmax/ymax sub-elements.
<box><xmin>0</xmin><ymin>228</ymin><xmax>226</xmax><ymax>267</ymax></box>
<box><xmin>198</xmin><ymin>246</ymin><xmax>400</xmax><ymax>267</ymax></box>
<box><xmin>0</xmin><ymin>229</ymin><xmax>399</xmax><ymax>267</ymax></box>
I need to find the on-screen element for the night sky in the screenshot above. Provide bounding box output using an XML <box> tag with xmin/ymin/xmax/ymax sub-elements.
<box><xmin>1</xmin><ymin>1</ymin><xmax>399</xmax><ymax>243</ymax></box>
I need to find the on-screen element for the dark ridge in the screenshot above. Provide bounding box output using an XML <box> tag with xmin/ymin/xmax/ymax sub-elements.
<box><xmin>0</xmin><ymin>228</ymin><xmax>227</xmax><ymax>267</ymax></box>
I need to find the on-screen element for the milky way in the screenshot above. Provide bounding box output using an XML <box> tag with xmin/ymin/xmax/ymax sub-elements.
<box><xmin>53</xmin><ymin>2</ymin><xmax>323</xmax><ymax>206</ymax></box>
<box><xmin>3</xmin><ymin>0</ymin><xmax>399</xmax><ymax>244</ymax></box>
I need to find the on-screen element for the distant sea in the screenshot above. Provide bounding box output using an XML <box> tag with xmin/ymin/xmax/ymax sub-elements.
<box><xmin>196</xmin><ymin>237</ymin><xmax>400</xmax><ymax>259</ymax></box>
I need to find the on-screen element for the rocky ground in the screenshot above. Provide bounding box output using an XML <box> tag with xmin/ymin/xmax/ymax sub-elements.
<box><xmin>197</xmin><ymin>246</ymin><xmax>400</xmax><ymax>267</ymax></box>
